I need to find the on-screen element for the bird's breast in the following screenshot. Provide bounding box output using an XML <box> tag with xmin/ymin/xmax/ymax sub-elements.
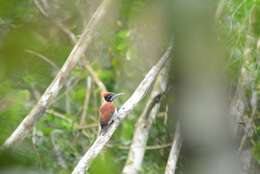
<box><xmin>99</xmin><ymin>102</ymin><xmax>115</xmax><ymax>126</ymax></box>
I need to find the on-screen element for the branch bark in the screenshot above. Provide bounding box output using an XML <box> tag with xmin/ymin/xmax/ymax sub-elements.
<box><xmin>164</xmin><ymin>122</ymin><xmax>182</xmax><ymax>174</ymax></box>
<box><xmin>3</xmin><ymin>0</ymin><xmax>113</xmax><ymax>147</ymax></box>
<box><xmin>122</xmin><ymin>66</ymin><xmax>169</xmax><ymax>174</ymax></box>
<box><xmin>71</xmin><ymin>46</ymin><xmax>172</xmax><ymax>174</ymax></box>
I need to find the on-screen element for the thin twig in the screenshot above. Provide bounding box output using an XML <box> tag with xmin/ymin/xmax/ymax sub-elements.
<box><xmin>71</xmin><ymin>46</ymin><xmax>172</xmax><ymax>174</ymax></box>
<box><xmin>3</xmin><ymin>0</ymin><xmax>112</xmax><ymax>147</ymax></box>
<box><xmin>144</xmin><ymin>143</ymin><xmax>172</xmax><ymax>150</ymax></box>
<box><xmin>106</xmin><ymin>143</ymin><xmax>172</xmax><ymax>150</ymax></box>
<box><xmin>46</xmin><ymin>109</ymin><xmax>72</xmax><ymax>124</ymax></box>
<box><xmin>80</xmin><ymin>76</ymin><xmax>92</xmax><ymax>126</ymax></box>
<box><xmin>25</xmin><ymin>50</ymin><xmax>59</xmax><ymax>70</ymax></box>
<box><xmin>76</xmin><ymin>123</ymin><xmax>99</xmax><ymax>130</ymax></box>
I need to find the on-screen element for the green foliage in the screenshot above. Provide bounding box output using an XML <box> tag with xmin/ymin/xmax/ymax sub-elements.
<box><xmin>0</xmin><ymin>0</ymin><xmax>34</xmax><ymax>23</ymax></box>
<box><xmin>89</xmin><ymin>150</ymin><xmax>121</xmax><ymax>174</ymax></box>
<box><xmin>0</xmin><ymin>82</ymin><xmax>31</xmax><ymax>144</ymax></box>
<box><xmin>253</xmin><ymin>142</ymin><xmax>260</xmax><ymax>164</ymax></box>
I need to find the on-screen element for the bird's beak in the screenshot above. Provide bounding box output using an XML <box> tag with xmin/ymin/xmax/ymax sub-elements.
<box><xmin>111</xmin><ymin>93</ymin><xmax>125</xmax><ymax>101</ymax></box>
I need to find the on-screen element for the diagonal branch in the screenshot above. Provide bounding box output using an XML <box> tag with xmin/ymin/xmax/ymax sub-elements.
<box><xmin>34</xmin><ymin>0</ymin><xmax>107</xmax><ymax>92</ymax></box>
<box><xmin>71</xmin><ymin>46</ymin><xmax>172</xmax><ymax>174</ymax></box>
<box><xmin>3</xmin><ymin>0</ymin><xmax>113</xmax><ymax>147</ymax></box>
<box><xmin>164</xmin><ymin>122</ymin><xmax>182</xmax><ymax>174</ymax></box>
<box><xmin>122</xmin><ymin>65</ymin><xmax>169</xmax><ymax>174</ymax></box>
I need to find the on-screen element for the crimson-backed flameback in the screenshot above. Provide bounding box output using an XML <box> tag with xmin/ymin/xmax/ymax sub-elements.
<box><xmin>99</xmin><ymin>92</ymin><xmax>124</xmax><ymax>131</ymax></box>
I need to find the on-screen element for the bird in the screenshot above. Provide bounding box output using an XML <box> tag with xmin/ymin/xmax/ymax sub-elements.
<box><xmin>99</xmin><ymin>91</ymin><xmax>125</xmax><ymax>132</ymax></box>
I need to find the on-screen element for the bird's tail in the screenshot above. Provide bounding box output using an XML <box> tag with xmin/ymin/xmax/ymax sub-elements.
<box><xmin>100</xmin><ymin>126</ymin><xmax>109</xmax><ymax>135</ymax></box>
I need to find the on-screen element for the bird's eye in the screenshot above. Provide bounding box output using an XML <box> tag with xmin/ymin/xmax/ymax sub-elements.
<box><xmin>105</xmin><ymin>94</ymin><xmax>113</xmax><ymax>102</ymax></box>
<box><xmin>108</xmin><ymin>95</ymin><xmax>113</xmax><ymax>101</ymax></box>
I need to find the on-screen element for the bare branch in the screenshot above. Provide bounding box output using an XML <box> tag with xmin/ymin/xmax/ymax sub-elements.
<box><xmin>3</xmin><ymin>0</ymin><xmax>113</xmax><ymax>147</ymax></box>
<box><xmin>80</xmin><ymin>76</ymin><xmax>92</xmax><ymax>126</ymax></box>
<box><xmin>165</xmin><ymin>122</ymin><xmax>182</xmax><ymax>174</ymax></box>
<box><xmin>122</xmin><ymin>65</ymin><xmax>169</xmax><ymax>174</ymax></box>
<box><xmin>106</xmin><ymin>142</ymin><xmax>172</xmax><ymax>150</ymax></box>
<box><xmin>71</xmin><ymin>46</ymin><xmax>172</xmax><ymax>174</ymax></box>
<box><xmin>46</xmin><ymin>109</ymin><xmax>72</xmax><ymax>124</ymax></box>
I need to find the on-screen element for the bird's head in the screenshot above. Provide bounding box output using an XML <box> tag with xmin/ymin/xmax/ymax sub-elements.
<box><xmin>101</xmin><ymin>91</ymin><xmax>125</xmax><ymax>102</ymax></box>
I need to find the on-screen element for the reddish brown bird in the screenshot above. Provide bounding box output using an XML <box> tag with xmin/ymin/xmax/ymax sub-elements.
<box><xmin>99</xmin><ymin>92</ymin><xmax>124</xmax><ymax>130</ymax></box>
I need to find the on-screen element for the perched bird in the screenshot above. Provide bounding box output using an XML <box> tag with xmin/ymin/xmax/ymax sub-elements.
<box><xmin>99</xmin><ymin>92</ymin><xmax>124</xmax><ymax>131</ymax></box>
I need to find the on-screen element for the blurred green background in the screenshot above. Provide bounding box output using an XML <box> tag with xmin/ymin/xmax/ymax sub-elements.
<box><xmin>0</xmin><ymin>0</ymin><xmax>259</xmax><ymax>174</ymax></box>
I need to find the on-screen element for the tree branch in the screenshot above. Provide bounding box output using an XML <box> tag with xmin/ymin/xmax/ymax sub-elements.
<box><xmin>164</xmin><ymin>122</ymin><xmax>182</xmax><ymax>174</ymax></box>
<box><xmin>3</xmin><ymin>0</ymin><xmax>113</xmax><ymax>147</ymax></box>
<box><xmin>34</xmin><ymin>0</ymin><xmax>107</xmax><ymax>92</ymax></box>
<box><xmin>71</xmin><ymin>46</ymin><xmax>172</xmax><ymax>174</ymax></box>
<box><xmin>122</xmin><ymin>66</ymin><xmax>169</xmax><ymax>174</ymax></box>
